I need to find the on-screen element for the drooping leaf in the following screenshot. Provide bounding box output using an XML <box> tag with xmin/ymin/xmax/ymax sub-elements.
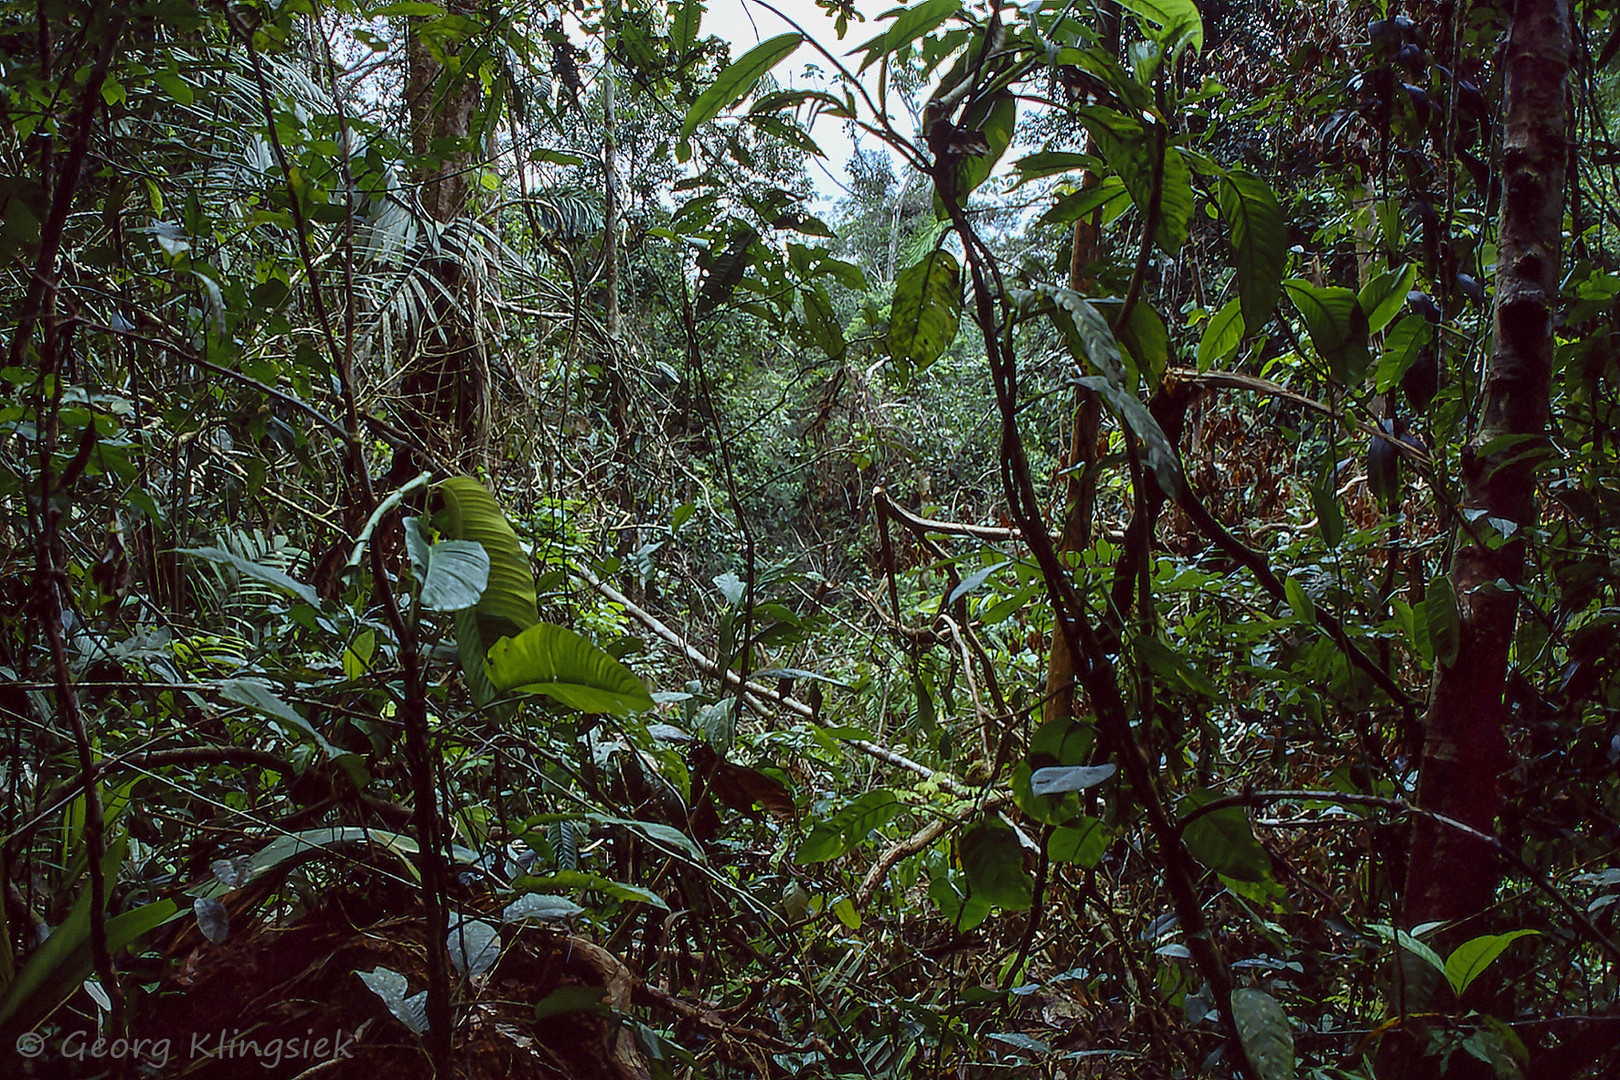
<box><xmin>419</xmin><ymin>539</ymin><xmax>489</xmax><ymax>612</ymax></box>
<box><xmin>1283</xmin><ymin>279</ymin><xmax>1370</xmax><ymax>381</ymax></box>
<box><xmin>1444</xmin><ymin>930</ymin><xmax>1538</xmax><ymax>998</ymax></box>
<box><xmin>534</xmin><ymin>986</ymin><xmax>608</xmax><ymax>1019</ymax></box>
<box><xmin>960</xmin><ymin>819</ymin><xmax>1034</xmax><ymax>910</ymax></box>
<box><xmin>1360</xmin><ymin>262</ymin><xmax>1418</xmax><ymax>333</ymax></box>
<box><xmin>1018</xmin><ymin>282</ymin><xmax>1125</xmax><ymax>383</ymax></box>
<box><xmin>1231</xmin><ymin>989</ymin><xmax>1294</xmax><ymax>1080</ymax></box>
<box><xmin>1374</xmin><ymin>315</ymin><xmax>1433</xmax><ymax>393</ymax></box>
<box><xmin>680</xmin><ymin>33</ymin><xmax>802</xmax><ymax>152</ymax></box>
<box><xmin>1217</xmin><ymin>170</ymin><xmax>1286</xmax><ymax>330</ymax></box>
<box><xmin>1425</xmin><ymin>574</ymin><xmax>1461</xmax><ymax>667</ymax></box>
<box><xmin>177</xmin><ymin>546</ymin><xmax>317</xmax><ymax>606</ymax></box>
<box><xmin>1197</xmin><ymin>298</ymin><xmax>1245</xmax><ymax>371</ymax></box>
<box><xmin>218</xmin><ymin>678</ymin><xmax>336</xmax><ymax>757</ymax></box>
<box><xmin>1075</xmin><ymin>375</ymin><xmax>1186</xmax><ymax>498</ymax></box>
<box><xmin>514</xmin><ymin>870</ymin><xmax>666</xmax><ymax>908</ymax></box>
<box><xmin>1116</xmin><ymin>0</ymin><xmax>1204</xmax><ymax>53</ymax></box>
<box><xmin>949</xmin><ymin>92</ymin><xmax>1017</xmax><ymax>201</ymax></box>
<box><xmin>848</xmin><ymin>0</ymin><xmax>961</xmax><ymax>72</ymax></box>
<box><xmin>1082</xmin><ymin>110</ymin><xmax>1194</xmax><ymax>254</ymax></box>
<box><xmin>1117</xmin><ymin>300</ymin><xmax>1170</xmax><ymax>385</ymax></box>
<box><xmin>435</xmin><ymin>477</ymin><xmax>539</xmax><ymax>649</ymax></box>
<box><xmin>486</xmin><ymin>622</ymin><xmax>655</xmax><ymax>714</ymax></box>
<box><xmin>1049</xmin><ymin>818</ymin><xmax>1110</xmax><ymax>868</ymax></box>
<box><xmin>1180</xmin><ymin>788</ymin><xmax>1271</xmax><ymax>881</ymax></box>
<box><xmin>795</xmin><ymin>789</ymin><xmax>902</xmax><ymax>864</ymax></box>
<box><xmin>888</xmin><ymin>248</ymin><xmax>961</xmax><ymax>381</ymax></box>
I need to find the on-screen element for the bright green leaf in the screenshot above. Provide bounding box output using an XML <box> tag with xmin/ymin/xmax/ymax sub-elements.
<box><xmin>487</xmin><ymin>622</ymin><xmax>655</xmax><ymax>714</ymax></box>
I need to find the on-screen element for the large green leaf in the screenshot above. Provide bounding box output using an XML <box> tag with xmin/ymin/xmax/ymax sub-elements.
<box><xmin>960</xmin><ymin>819</ymin><xmax>1033</xmax><ymax>911</ymax></box>
<box><xmin>1444</xmin><ymin>930</ymin><xmax>1538</xmax><ymax>998</ymax></box>
<box><xmin>1231</xmin><ymin>989</ymin><xmax>1293</xmax><ymax>1080</ymax></box>
<box><xmin>1283</xmin><ymin>279</ymin><xmax>1370</xmax><ymax>382</ymax></box>
<box><xmin>1083</xmin><ymin>110</ymin><xmax>1194</xmax><ymax>254</ymax></box>
<box><xmin>1374</xmin><ymin>315</ymin><xmax>1433</xmax><ymax>392</ymax></box>
<box><xmin>888</xmin><ymin>248</ymin><xmax>961</xmax><ymax>381</ymax></box>
<box><xmin>672</xmin><ymin>0</ymin><xmax>704</xmax><ymax>54</ymax></box>
<box><xmin>1117</xmin><ymin>299</ymin><xmax>1169</xmax><ymax>385</ymax></box>
<box><xmin>848</xmin><ymin>0</ymin><xmax>960</xmax><ymax>72</ymax></box>
<box><xmin>1116</xmin><ymin>0</ymin><xmax>1204</xmax><ymax>53</ymax></box>
<box><xmin>1217</xmin><ymin>170</ymin><xmax>1286</xmax><ymax>331</ymax></box>
<box><xmin>795</xmin><ymin>789</ymin><xmax>902</xmax><ymax>864</ymax></box>
<box><xmin>1359</xmin><ymin>262</ymin><xmax>1418</xmax><ymax>334</ymax></box>
<box><xmin>950</xmin><ymin>92</ymin><xmax>1017</xmax><ymax>202</ymax></box>
<box><xmin>218</xmin><ymin>678</ymin><xmax>338</xmax><ymax>757</ymax></box>
<box><xmin>419</xmin><ymin>539</ymin><xmax>489</xmax><ymax>612</ymax></box>
<box><xmin>486</xmin><ymin>622</ymin><xmax>654</xmax><ymax>714</ymax></box>
<box><xmin>1180</xmin><ymin>788</ymin><xmax>1270</xmax><ymax>881</ymax></box>
<box><xmin>1196</xmin><ymin>298</ymin><xmax>1245</xmax><ymax>371</ymax></box>
<box><xmin>679</xmin><ymin>33</ymin><xmax>801</xmax><ymax>154</ymax></box>
<box><xmin>435</xmin><ymin>476</ymin><xmax>539</xmax><ymax>649</ymax></box>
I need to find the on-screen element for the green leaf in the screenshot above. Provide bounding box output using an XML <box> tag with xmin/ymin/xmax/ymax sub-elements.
<box><xmin>794</xmin><ymin>789</ymin><xmax>902</xmax><ymax>864</ymax></box>
<box><xmin>672</xmin><ymin>0</ymin><xmax>704</xmax><ymax>53</ymax></box>
<box><xmin>1083</xmin><ymin>112</ymin><xmax>1194</xmax><ymax>254</ymax></box>
<box><xmin>848</xmin><ymin>0</ymin><xmax>960</xmax><ymax>72</ymax></box>
<box><xmin>177</xmin><ymin>546</ymin><xmax>316</xmax><ymax>606</ymax></box>
<box><xmin>960</xmin><ymin>819</ymin><xmax>1034</xmax><ymax>910</ymax></box>
<box><xmin>435</xmin><ymin>476</ymin><xmax>539</xmax><ymax>649</ymax></box>
<box><xmin>681</xmin><ymin>33</ymin><xmax>801</xmax><ymax>147</ymax></box>
<box><xmin>1445</xmin><ymin>930</ymin><xmax>1538</xmax><ymax>998</ymax></box>
<box><xmin>1283</xmin><ymin>279</ymin><xmax>1370</xmax><ymax>382</ymax></box>
<box><xmin>1197</xmin><ymin>298</ymin><xmax>1245</xmax><ymax>371</ymax></box>
<box><xmin>1180</xmin><ymin>788</ymin><xmax>1271</xmax><ymax>881</ymax></box>
<box><xmin>1230</xmin><ymin>989</ymin><xmax>1293</xmax><ymax>1080</ymax></box>
<box><xmin>486</xmin><ymin>622</ymin><xmax>655</xmax><ymax>714</ymax></box>
<box><xmin>1425</xmin><ymin>574</ymin><xmax>1461</xmax><ymax>667</ymax></box>
<box><xmin>1283</xmin><ymin>576</ymin><xmax>1315</xmax><ymax>626</ymax></box>
<box><xmin>1116</xmin><ymin>0</ymin><xmax>1204</xmax><ymax>53</ymax></box>
<box><xmin>514</xmin><ymin>871</ymin><xmax>666</xmax><ymax>909</ymax></box>
<box><xmin>1373</xmin><ymin>924</ymin><xmax>1449</xmax><ymax>986</ymax></box>
<box><xmin>888</xmin><ymin>248</ymin><xmax>961</xmax><ymax>381</ymax></box>
<box><xmin>1075</xmin><ymin>376</ymin><xmax>1186</xmax><ymax>498</ymax></box>
<box><xmin>1029</xmin><ymin>764</ymin><xmax>1116</xmax><ymax>797</ymax></box>
<box><xmin>1118</xmin><ymin>300</ymin><xmax>1170</xmax><ymax>385</ymax></box>
<box><xmin>535</xmin><ymin>986</ymin><xmax>607</xmax><ymax>1019</ymax></box>
<box><xmin>950</xmin><ymin>92</ymin><xmax>1017</xmax><ymax>201</ymax></box>
<box><xmin>1049</xmin><ymin>818</ymin><xmax>1109</xmax><ymax>868</ymax></box>
<box><xmin>1018</xmin><ymin>282</ymin><xmax>1125</xmax><ymax>383</ymax></box>
<box><xmin>420</xmin><ymin>539</ymin><xmax>489</xmax><ymax>612</ymax></box>
<box><xmin>1359</xmin><ymin>263</ymin><xmax>1418</xmax><ymax>334</ymax></box>
<box><xmin>218</xmin><ymin>679</ymin><xmax>337</xmax><ymax>756</ymax></box>
<box><xmin>1217</xmin><ymin>170</ymin><xmax>1286</xmax><ymax>330</ymax></box>
<box><xmin>1374</xmin><ymin>316</ymin><xmax>1433</xmax><ymax>393</ymax></box>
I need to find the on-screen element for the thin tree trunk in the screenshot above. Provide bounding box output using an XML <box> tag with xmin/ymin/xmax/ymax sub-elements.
<box><xmin>1399</xmin><ymin>0</ymin><xmax>1567</xmax><ymax>1014</ymax></box>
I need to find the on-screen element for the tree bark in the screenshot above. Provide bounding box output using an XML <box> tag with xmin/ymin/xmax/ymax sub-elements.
<box><xmin>1396</xmin><ymin>0</ymin><xmax>1567</xmax><ymax>1025</ymax></box>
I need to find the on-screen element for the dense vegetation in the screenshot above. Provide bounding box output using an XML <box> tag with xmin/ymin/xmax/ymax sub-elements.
<box><xmin>1</xmin><ymin>1</ymin><xmax>1617</xmax><ymax>1078</ymax></box>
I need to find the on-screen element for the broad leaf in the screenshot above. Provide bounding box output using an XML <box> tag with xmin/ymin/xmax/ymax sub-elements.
<box><xmin>1083</xmin><ymin>110</ymin><xmax>1194</xmax><ymax>254</ymax></box>
<box><xmin>435</xmin><ymin>476</ymin><xmax>539</xmax><ymax>648</ymax></box>
<box><xmin>1217</xmin><ymin>171</ymin><xmax>1286</xmax><ymax>331</ymax></box>
<box><xmin>795</xmin><ymin>789</ymin><xmax>902</xmax><ymax>864</ymax></box>
<box><xmin>1197</xmin><ymin>298</ymin><xmax>1245</xmax><ymax>371</ymax></box>
<box><xmin>680</xmin><ymin>33</ymin><xmax>801</xmax><ymax>153</ymax></box>
<box><xmin>1425</xmin><ymin>574</ymin><xmax>1461</xmax><ymax>667</ymax></box>
<box><xmin>1180</xmin><ymin>788</ymin><xmax>1270</xmax><ymax>881</ymax></box>
<box><xmin>1445</xmin><ymin>930</ymin><xmax>1538</xmax><ymax>998</ymax></box>
<box><xmin>1075</xmin><ymin>376</ymin><xmax>1187</xmax><ymax>498</ymax></box>
<box><xmin>1116</xmin><ymin>0</ymin><xmax>1204</xmax><ymax>53</ymax></box>
<box><xmin>419</xmin><ymin>538</ymin><xmax>489</xmax><ymax>612</ymax></box>
<box><xmin>486</xmin><ymin>622</ymin><xmax>655</xmax><ymax>714</ymax></box>
<box><xmin>1283</xmin><ymin>279</ymin><xmax>1370</xmax><ymax>382</ymax></box>
<box><xmin>848</xmin><ymin>0</ymin><xmax>960</xmax><ymax>72</ymax></box>
<box><xmin>1049</xmin><ymin>818</ymin><xmax>1109</xmax><ymax>868</ymax></box>
<box><xmin>1231</xmin><ymin>989</ymin><xmax>1293</xmax><ymax>1080</ymax></box>
<box><xmin>1360</xmin><ymin>262</ymin><xmax>1418</xmax><ymax>333</ymax></box>
<box><xmin>1030</xmin><ymin>764</ymin><xmax>1116</xmax><ymax>797</ymax></box>
<box><xmin>218</xmin><ymin>678</ymin><xmax>336</xmax><ymax>757</ymax></box>
<box><xmin>960</xmin><ymin>819</ymin><xmax>1033</xmax><ymax>910</ymax></box>
<box><xmin>888</xmin><ymin>248</ymin><xmax>961</xmax><ymax>381</ymax></box>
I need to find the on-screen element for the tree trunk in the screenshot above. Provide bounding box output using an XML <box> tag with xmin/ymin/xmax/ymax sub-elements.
<box><xmin>1394</xmin><ymin>0</ymin><xmax>1568</xmax><ymax>1034</ymax></box>
<box><xmin>402</xmin><ymin>3</ymin><xmax>487</xmax><ymax>469</ymax></box>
